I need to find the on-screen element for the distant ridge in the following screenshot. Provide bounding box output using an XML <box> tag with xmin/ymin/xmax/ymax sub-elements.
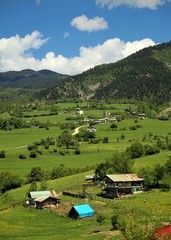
<box><xmin>0</xmin><ymin>69</ymin><xmax>69</xmax><ymax>89</ymax></box>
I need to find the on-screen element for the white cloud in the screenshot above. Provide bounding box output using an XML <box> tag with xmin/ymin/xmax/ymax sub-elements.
<box><xmin>95</xmin><ymin>0</ymin><xmax>170</xmax><ymax>9</ymax></box>
<box><xmin>64</xmin><ymin>32</ymin><xmax>69</xmax><ymax>39</ymax></box>
<box><xmin>0</xmin><ymin>31</ymin><xmax>155</xmax><ymax>75</ymax></box>
<box><xmin>70</xmin><ymin>15</ymin><xmax>108</xmax><ymax>32</ymax></box>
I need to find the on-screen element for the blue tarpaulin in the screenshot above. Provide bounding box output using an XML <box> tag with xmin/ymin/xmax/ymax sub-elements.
<box><xmin>69</xmin><ymin>204</ymin><xmax>94</xmax><ymax>219</ymax></box>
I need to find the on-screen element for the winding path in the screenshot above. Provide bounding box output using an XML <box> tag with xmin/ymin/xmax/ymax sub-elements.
<box><xmin>72</xmin><ymin>125</ymin><xmax>85</xmax><ymax>135</ymax></box>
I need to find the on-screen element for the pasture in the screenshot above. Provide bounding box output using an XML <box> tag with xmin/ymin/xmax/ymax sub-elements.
<box><xmin>0</xmin><ymin>102</ymin><xmax>171</xmax><ymax>239</ymax></box>
<box><xmin>0</xmin><ymin>103</ymin><xmax>171</xmax><ymax>178</ymax></box>
<box><xmin>0</xmin><ymin>171</ymin><xmax>171</xmax><ymax>239</ymax></box>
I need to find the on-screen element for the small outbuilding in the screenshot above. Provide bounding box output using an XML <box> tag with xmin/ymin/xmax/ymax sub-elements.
<box><xmin>68</xmin><ymin>204</ymin><xmax>94</xmax><ymax>219</ymax></box>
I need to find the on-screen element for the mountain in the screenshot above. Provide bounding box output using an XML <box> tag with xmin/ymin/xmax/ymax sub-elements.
<box><xmin>0</xmin><ymin>69</ymin><xmax>69</xmax><ymax>89</ymax></box>
<box><xmin>39</xmin><ymin>41</ymin><xmax>171</xmax><ymax>105</ymax></box>
<box><xmin>0</xmin><ymin>41</ymin><xmax>171</xmax><ymax>105</ymax></box>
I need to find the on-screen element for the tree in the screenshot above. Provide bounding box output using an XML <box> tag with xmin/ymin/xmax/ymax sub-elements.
<box><xmin>0</xmin><ymin>171</ymin><xmax>23</xmax><ymax>193</ymax></box>
<box><xmin>126</xmin><ymin>142</ymin><xmax>144</xmax><ymax>159</ymax></box>
<box><xmin>39</xmin><ymin>181</ymin><xmax>48</xmax><ymax>191</ymax></box>
<box><xmin>164</xmin><ymin>156</ymin><xmax>171</xmax><ymax>175</ymax></box>
<box><xmin>27</xmin><ymin>181</ymin><xmax>37</xmax><ymax>196</ymax></box>
<box><xmin>57</xmin><ymin>130</ymin><xmax>77</xmax><ymax>149</ymax></box>
<box><xmin>138</xmin><ymin>167</ymin><xmax>154</xmax><ymax>190</ymax></box>
<box><xmin>27</xmin><ymin>167</ymin><xmax>46</xmax><ymax>183</ymax></box>
<box><xmin>153</xmin><ymin>164</ymin><xmax>165</xmax><ymax>186</ymax></box>
<box><xmin>95</xmin><ymin>151</ymin><xmax>134</xmax><ymax>178</ymax></box>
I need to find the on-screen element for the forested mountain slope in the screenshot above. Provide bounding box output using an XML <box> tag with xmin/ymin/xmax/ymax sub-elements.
<box><xmin>0</xmin><ymin>69</ymin><xmax>69</xmax><ymax>89</ymax></box>
<box><xmin>41</xmin><ymin>41</ymin><xmax>171</xmax><ymax>105</ymax></box>
<box><xmin>0</xmin><ymin>41</ymin><xmax>171</xmax><ymax>105</ymax></box>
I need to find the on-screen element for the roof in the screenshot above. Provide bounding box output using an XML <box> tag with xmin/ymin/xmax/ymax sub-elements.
<box><xmin>156</xmin><ymin>224</ymin><xmax>171</xmax><ymax>238</ymax></box>
<box><xmin>103</xmin><ymin>174</ymin><xmax>144</xmax><ymax>182</ymax></box>
<box><xmin>72</xmin><ymin>204</ymin><xmax>94</xmax><ymax>218</ymax></box>
<box><xmin>29</xmin><ymin>190</ymin><xmax>57</xmax><ymax>199</ymax></box>
<box><xmin>35</xmin><ymin>196</ymin><xmax>51</xmax><ymax>202</ymax></box>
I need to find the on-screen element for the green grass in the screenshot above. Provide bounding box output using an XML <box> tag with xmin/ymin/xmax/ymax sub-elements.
<box><xmin>0</xmin><ymin>117</ymin><xmax>171</xmax><ymax>178</ymax></box>
<box><xmin>1</xmin><ymin>103</ymin><xmax>171</xmax><ymax>239</ymax></box>
<box><xmin>0</xmin><ymin>171</ymin><xmax>171</xmax><ymax>239</ymax></box>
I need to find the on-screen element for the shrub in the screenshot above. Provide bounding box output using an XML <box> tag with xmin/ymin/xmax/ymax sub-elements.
<box><xmin>19</xmin><ymin>154</ymin><xmax>26</xmax><ymax>159</ymax></box>
<box><xmin>103</xmin><ymin>137</ymin><xmax>109</xmax><ymax>143</ymax></box>
<box><xmin>96</xmin><ymin>214</ymin><xmax>106</xmax><ymax>226</ymax></box>
<box><xmin>111</xmin><ymin>215</ymin><xmax>119</xmax><ymax>230</ymax></box>
<box><xmin>0</xmin><ymin>150</ymin><xmax>6</xmax><ymax>158</ymax></box>
<box><xmin>75</xmin><ymin>149</ymin><xmax>81</xmax><ymax>155</ymax></box>
<box><xmin>29</xmin><ymin>151</ymin><xmax>37</xmax><ymax>158</ymax></box>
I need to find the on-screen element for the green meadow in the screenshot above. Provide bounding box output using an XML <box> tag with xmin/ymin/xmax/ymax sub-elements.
<box><xmin>0</xmin><ymin>102</ymin><xmax>171</xmax><ymax>239</ymax></box>
<box><xmin>0</xmin><ymin>172</ymin><xmax>171</xmax><ymax>239</ymax></box>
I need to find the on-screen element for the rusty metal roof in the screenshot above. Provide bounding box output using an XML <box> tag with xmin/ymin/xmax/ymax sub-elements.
<box><xmin>105</xmin><ymin>174</ymin><xmax>144</xmax><ymax>182</ymax></box>
<box><xmin>35</xmin><ymin>196</ymin><xmax>50</xmax><ymax>202</ymax></box>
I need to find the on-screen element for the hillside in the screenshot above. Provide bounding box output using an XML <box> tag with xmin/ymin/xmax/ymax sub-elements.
<box><xmin>40</xmin><ymin>41</ymin><xmax>171</xmax><ymax>105</ymax></box>
<box><xmin>0</xmin><ymin>41</ymin><xmax>171</xmax><ymax>105</ymax></box>
<box><xmin>0</xmin><ymin>69</ymin><xmax>69</xmax><ymax>89</ymax></box>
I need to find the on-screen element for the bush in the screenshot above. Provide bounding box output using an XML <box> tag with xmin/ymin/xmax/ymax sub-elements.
<box><xmin>144</xmin><ymin>144</ymin><xmax>160</xmax><ymax>155</ymax></box>
<box><xmin>75</xmin><ymin>149</ymin><xmax>81</xmax><ymax>155</ymax></box>
<box><xmin>19</xmin><ymin>154</ymin><xmax>26</xmax><ymax>159</ymax></box>
<box><xmin>96</xmin><ymin>214</ymin><xmax>106</xmax><ymax>226</ymax></box>
<box><xmin>0</xmin><ymin>171</ymin><xmax>23</xmax><ymax>193</ymax></box>
<box><xmin>0</xmin><ymin>150</ymin><xmax>6</xmax><ymax>158</ymax></box>
<box><xmin>111</xmin><ymin>215</ymin><xmax>119</xmax><ymax>230</ymax></box>
<box><xmin>103</xmin><ymin>137</ymin><xmax>109</xmax><ymax>143</ymax></box>
<box><xmin>29</xmin><ymin>151</ymin><xmax>37</xmax><ymax>158</ymax></box>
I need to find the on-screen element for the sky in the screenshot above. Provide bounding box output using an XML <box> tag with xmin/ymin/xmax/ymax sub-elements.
<box><xmin>0</xmin><ymin>0</ymin><xmax>171</xmax><ymax>75</ymax></box>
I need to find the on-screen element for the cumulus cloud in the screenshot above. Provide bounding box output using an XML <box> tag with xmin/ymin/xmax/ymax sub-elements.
<box><xmin>70</xmin><ymin>15</ymin><xmax>108</xmax><ymax>32</ymax></box>
<box><xmin>0</xmin><ymin>31</ymin><xmax>155</xmax><ymax>75</ymax></box>
<box><xmin>95</xmin><ymin>0</ymin><xmax>170</xmax><ymax>9</ymax></box>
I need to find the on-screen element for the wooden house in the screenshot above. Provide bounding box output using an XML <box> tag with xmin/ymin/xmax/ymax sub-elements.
<box><xmin>35</xmin><ymin>196</ymin><xmax>60</xmax><ymax>209</ymax></box>
<box><xmin>28</xmin><ymin>190</ymin><xmax>60</xmax><ymax>208</ymax></box>
<box><xmin>101</xmin><ymin>174</ymin><xmax>144</xmax><ymax>199</ymax></box>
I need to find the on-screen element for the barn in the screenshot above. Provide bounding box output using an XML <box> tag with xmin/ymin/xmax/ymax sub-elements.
<box><xmin>68</xmin><ymin>204</ymin><xmax>94</xmax><ymax>219</ymax></box>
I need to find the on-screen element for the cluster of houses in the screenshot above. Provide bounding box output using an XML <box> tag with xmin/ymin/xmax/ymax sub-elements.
<box><xmin>27</xmin><ymin>173</ymin><xmax>144</xmax><ymax>211</ymax></box>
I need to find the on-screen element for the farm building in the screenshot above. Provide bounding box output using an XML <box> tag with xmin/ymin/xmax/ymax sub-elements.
<box><xmin>28</xmin><ymin>190</ymin><xmax>60</xmax><ymax>208</ymax></box>
<box><xmin>101</xmin><ymin>174</ymin><xmax>144</xmax><ymax>199</ymax></box>
<box><xmin>155</xmin><ymin>222</ymin><xmax>171</xmax><ymax>239</ymax></box>
<box><xmin>35</xmin><ymin>196</ymin><xmax>60</xmax><ymax>209</ymax></box>
<box><xmin>68</xmin><ymin>204</ymin><xmax>94</xmax><ymax>219</ymax></box>
<box><xmin>76</xmin><ymin>107</ymin><xmax>83</xmax><ymax>115</ymax></box>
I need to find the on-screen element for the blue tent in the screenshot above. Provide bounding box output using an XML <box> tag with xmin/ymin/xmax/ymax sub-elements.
<box><xmin>69</xmin><ymin>204</ymin><xmax>94</xmax><ymax>219</ymax></box>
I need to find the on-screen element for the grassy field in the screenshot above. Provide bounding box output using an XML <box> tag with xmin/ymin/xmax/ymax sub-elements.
<box><xmin>0</xmin><ymin>171</ymin><xmax>171</xmax><ymax>239</ymax></box>
<box><xmin>0</xmin><ymin>103</ymin><xmax>171</xmax><ymax>239</ymax></box>
<box><xmin>0</xmin><ymin>112</ymin><xmax>171</xmax><ymax>178</ymax></box>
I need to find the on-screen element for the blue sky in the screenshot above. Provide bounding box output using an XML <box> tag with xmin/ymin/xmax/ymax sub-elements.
<box><xmin>0</xmin><ymin>0</ymin><xmax>171</xmax><ymax>75</ymax></box>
